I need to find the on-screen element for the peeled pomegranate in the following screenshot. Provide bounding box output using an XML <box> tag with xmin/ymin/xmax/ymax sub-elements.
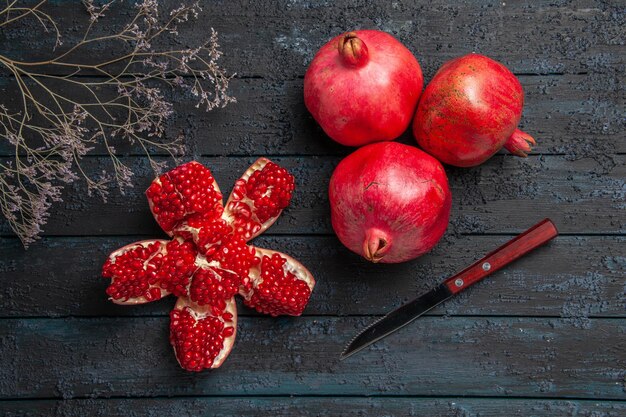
<box><xmin>329</xmin><ymin>142</ymin><xmax>451</xmax><ymax>263</ymax></box>
<box><xmin>413</xmin><ymin>53</ymin><xmax>536</xmax><ymax>167</ymax></box>
<box><xmin>304</xmin><ymin>30</ymin><xmax>423</xmax><ymax>146</ymax></box>
<box><xmin>102</xmin><ymin>160</ymin><xmax>315</xmax><ymax>371</ymax></box>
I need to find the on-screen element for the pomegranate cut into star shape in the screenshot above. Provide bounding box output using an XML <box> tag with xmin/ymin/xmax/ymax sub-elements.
<box><xmin>102</xmin><ymin>159</ymin><xmax>315</xmax><ymax>371</ymax></box>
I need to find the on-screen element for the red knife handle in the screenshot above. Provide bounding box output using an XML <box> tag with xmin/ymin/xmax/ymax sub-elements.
<box><xmin>444</xmin><ymin>219</ymin><xmax>558</xmax><ymax>295</ymax></box>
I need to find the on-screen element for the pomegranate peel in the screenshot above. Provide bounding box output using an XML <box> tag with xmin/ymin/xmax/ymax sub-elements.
<box><xmin>329</xmin><ymin>142</ymin><xmax>451</xmax><ymax>263</ymax></box>
<box><xmin>413</xmin><ymin>53</ymin><xmax>536</xmax><ymax>167</ymax></box>
<box><xmin>102</xmin><ymin>159</ymin><xmax>315</xmax><ymax>371</ymax></box>
<box><xmin>170</xmin><ymin>296</ymin><xmax>238</xmax><ymax>371</ymax></box>
<box><xmin>304</xmin><ymin>29</ymin><xmax>424</xmax><ymax>147</ymax></box>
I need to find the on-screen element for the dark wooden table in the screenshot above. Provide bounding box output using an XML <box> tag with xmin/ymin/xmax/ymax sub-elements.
<box><xmin>1</xmin><ymin>1</ymin><xmax>624</xmax><ymax>416</ymax></box>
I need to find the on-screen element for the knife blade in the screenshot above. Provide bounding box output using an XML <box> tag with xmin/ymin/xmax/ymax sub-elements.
<box><xmin>340</xmin><ymin>218</ymin><xmax>558</xmax><ymax>360</ymax></box>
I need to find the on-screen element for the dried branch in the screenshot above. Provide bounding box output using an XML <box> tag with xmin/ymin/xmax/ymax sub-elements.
<box><xmin>0</xmin><ymin>0</ymin><xmax>236</xmax><ymax>246</ymax></box>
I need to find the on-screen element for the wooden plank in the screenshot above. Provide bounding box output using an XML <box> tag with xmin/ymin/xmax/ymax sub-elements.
<box><xmin>2</xmin><ymin>1</ymin><xmax>623</xmax><ymax>77</ymax></box>
<box><xmin>0</xmin><ymin>235</ymin><xmax>623</xmax><ymax>319</ymax></box>
<box><xmin>1</xmin><ymin>74</ymin><xmax>623</xmax><ymax>156</ymax></box>
<box><xmin>2</xmin><ymin>397</ymin><xmax>625</xmax><ymax>417</ymax></box>
<box><xmin>0</xmin><ymin>154</ymin><xmax>623</xmax><ymax>237</ymax></box>
<box><xmin>0</xmin><ymin>316</ymin><xmax>623</xmax><ymax>399</ymax></box>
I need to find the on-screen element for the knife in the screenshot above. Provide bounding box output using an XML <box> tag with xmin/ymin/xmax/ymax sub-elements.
<box><xmin>340</xmin><ymin>218</ymin><xmax>559</xmax><ymax>360</ymax></box>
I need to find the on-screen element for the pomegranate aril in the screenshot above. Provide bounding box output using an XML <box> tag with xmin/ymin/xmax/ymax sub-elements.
<box><xmin>213</xmin><ymin>235</ymin><xmax>259</xmax><ymax>278</ymax></box>
<box><xmin>189</xmin><ymin>268</ymin><xmax>240</xmax><ymax>306</ymax></box>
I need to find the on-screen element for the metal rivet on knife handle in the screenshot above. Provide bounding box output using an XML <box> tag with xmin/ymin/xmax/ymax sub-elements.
<box><xmin>454</xmin><ymin>278</ymin><xmax>464</xmax><ymax>287</ymax></box>
<box><xmin>443</xmin><ymin>218</ymin><xmax>559</xmax><ymax>295</ymax></box>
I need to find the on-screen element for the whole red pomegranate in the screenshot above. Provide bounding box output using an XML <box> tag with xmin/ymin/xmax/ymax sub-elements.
<box><xmin>329</xmin><ymin>142</ymin><xmax>451</xmax><ymax>263</ymax></box>
<box><xmin>413</xmin><ymin>53</ymin><xmax>536</xmax><ymax>167</ymax></box>
<box><xmin>304</xmin><ymin>30</ymin><xmax>423</xmax><ymax>146</ymax></box>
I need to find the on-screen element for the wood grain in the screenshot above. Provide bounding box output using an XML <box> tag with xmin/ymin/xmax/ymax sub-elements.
<box><xmin>1</xmin><ymin>235</ymin><xmax>623</xmax><ymax>318</ymax></box>
<box><xmin>0</xmin><ymin>154</ymin><xmax>622</xmax><ymax>236</ymax></box>
<box><xmin>2</xmin><ymin>398</ymin><xmax>625</xmax><ymax>417</ymax></box>
<box><xmin>0</xmin><ymin>316</ymin><xmax>624</xmax><ymax>399</ymax></box>
<box><xmin>3</xmin><ymin>0</ymin><xmax>623</xmax><ymax>77</ymax></box>
<box><xmin>1</xmin><ymin>74</ymin><xmax>623</xmax><ymax>156</ymax></box>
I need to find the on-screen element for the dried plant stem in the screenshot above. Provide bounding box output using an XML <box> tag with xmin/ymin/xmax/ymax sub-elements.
<box><xmin>0</xmin><ymin>0</ymin><xmax>235</xmax><ymax>246</ymax></box>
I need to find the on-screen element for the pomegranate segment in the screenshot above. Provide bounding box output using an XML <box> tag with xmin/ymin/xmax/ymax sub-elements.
<box><xmin>156</xmin><ymin>238</ymin><xmax>198</xmax><ymax>297</ymax></box>
<box><xmin>188</xmin><ymin>267</ymin><xmax>240</xmax><ymax>306</ymax></box>
<box><xmin>212</xmin><ymin>235</ymin><xmax>259</xmax><ymax>279</ymax></box>
<box><xmin>103</xmin><ymin>240</ymin><xmax>172</xmax><ymax>304</ymax></box>
<box><xmin>223</xmin><ymin>158</ymin><xmax>295</xmax><ymax>241</ymax></box>
<box><xmin>146</xmin><ymin>161</ymin><xmax>223</xmax><ymax>235</ymax></box>
<box><xmin>242</xmin><ymin>248</ymin><xmax>315</xmax><ymax>317</ymax></box>
<box><xmin>103</xmin><ymin>238</ymin><xmax>201</xmax><ymax>304</ymax></box>
<box><xmin>170</xmin><ymin>297</ymin><xmax>238</xmax><ymax>371</ymax></box>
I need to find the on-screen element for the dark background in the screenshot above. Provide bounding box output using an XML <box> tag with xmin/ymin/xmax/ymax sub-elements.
<box><xmin>0</xmin><ymin>1</ymin><xmax>624</xmax><ymax>416</ymax></box>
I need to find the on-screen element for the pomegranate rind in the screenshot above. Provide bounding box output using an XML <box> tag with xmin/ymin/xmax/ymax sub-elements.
<box><xmin>146</xmin><ymin>161</ymin><xmax>224</xmax><ymax>235</ymax></box>
<box><xmin>412</xmin><ymin>53</ymin><xmax>527</xmax><ymax>167</ymax></box>
<box><xmin>241</xmin><ymin>247</ymin><xmax>315</xmax><ymax>317</ymax></box>
<box><xmin>170</xmin><ymin>296</ymin><xmax>238</xmax><ymax>371</ymax></box>
<box><xmin>223</xmin><ymin>158</ymin><xmax>295</xmax><ymax>242</ymax></box>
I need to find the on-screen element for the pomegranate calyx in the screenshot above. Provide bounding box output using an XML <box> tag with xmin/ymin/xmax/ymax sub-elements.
<box><xmin>363</xmin><ymin>228</ymin><xmax>391</xmax><ymax>263</ymax></box>
<box><xmin>338</xmin><ymin>32</ymin><xmax>369</xmax><ymax>68</ymax></box>
<box><xmin>504</xmin><ymin>128</ymin><xmax>536</xmax><ymax>157</ymax></box>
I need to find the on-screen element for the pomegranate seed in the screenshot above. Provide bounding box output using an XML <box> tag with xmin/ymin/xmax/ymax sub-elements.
<box><xmin>189</xmin><ymin>268</ymin><xmax>240</xmax><ymax>306</ymax></box>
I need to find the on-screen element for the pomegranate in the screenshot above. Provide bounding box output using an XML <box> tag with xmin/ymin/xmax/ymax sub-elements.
<box><xmin>413</xmin><ymin>53</ymin><xmax>536</xmax><ymax>167</ymax></box>
<box><xmin>329</xmin><ymin>142</ymin><xmax>451</xmax><ymax>263</ymax></box>
<box><xmin>102</xmin><ymin>160</ymin><xmax>315</xmax><ymax>371</ymax></box>
<box><xmin>304</xmin><ymin>30</ymin><xmax>424</xmax><ymax>146</ymax></box>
